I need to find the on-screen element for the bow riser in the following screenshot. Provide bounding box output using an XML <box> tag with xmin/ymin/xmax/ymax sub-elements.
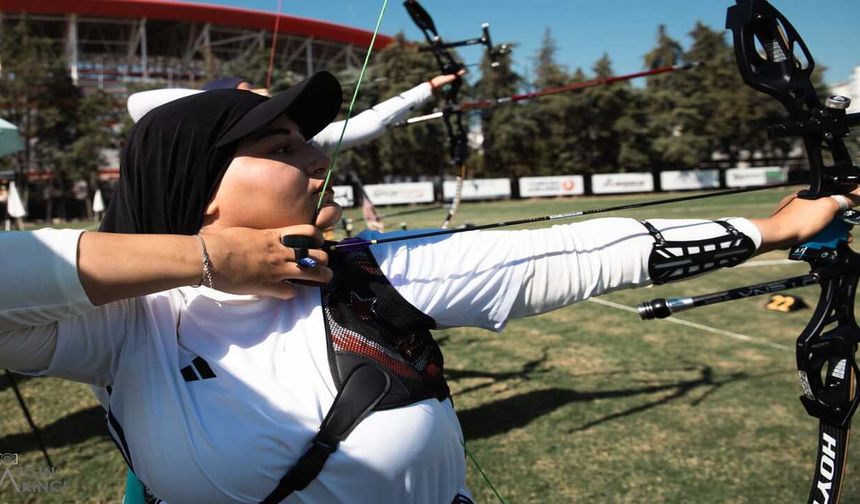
<box><xmin>727</xmin><ymin>0</ymin><xmax>860</xmax><ymax>199</ymax></box>
<box><xmin>794</xmin><ymin>242</ymin><xmax>860</xmax><ymax>428</ymax></box>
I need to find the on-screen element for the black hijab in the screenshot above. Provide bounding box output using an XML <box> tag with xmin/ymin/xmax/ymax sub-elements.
<box><xmin>101</xmin><ymin>71</ymin><xmax>342</xmax><ymax>235</ymax></box>
<box><xmin>100</xmin><ymin>89</ymin><xmax>266</xmax><ymax>235</ymax></box>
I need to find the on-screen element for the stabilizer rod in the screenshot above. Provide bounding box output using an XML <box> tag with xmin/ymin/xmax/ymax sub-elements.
<box><xmin>638</xmin><ymin>273</ymin><xmax>819</xmax><ymax>320</ymax></box>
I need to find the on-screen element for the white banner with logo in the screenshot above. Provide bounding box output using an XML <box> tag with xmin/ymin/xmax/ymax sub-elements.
<box><xmin>443</xmin><ymin>178</ymin><xmax>512</xmax><ymax>201</ymax></box>
<box><xmin>725</xmin><ymin>166</ymin><xmax>787</xmax><ymax>187</ymax></box>
<box><xmin>659</xmin><ymin>170</ymin><xmax>721</xmax><ymax>191</ymax></box>
<box><xmin>332</xmin><ymin>185</ymin><xmax>354</xmax><ymax>207</ymax></box>
<box><xmin>363</xmin><ymin>182</ymin><xmax>435</xmax><ymax>205</ymax></box>
<box><xmin>518</xmin><ymin>175</ymin><xmax>586</xmax><ymax>197</ymax></box>
<box><xmin>591</xmin><ymin>172</ymin><xmax>655</xmax><ymax>194</ymax></box>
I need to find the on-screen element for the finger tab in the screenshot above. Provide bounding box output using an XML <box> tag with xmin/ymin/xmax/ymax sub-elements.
<box><xmin>281</xmin><ymin>235</ymin><xmax>319</xmax><ymax>249</ymax></box>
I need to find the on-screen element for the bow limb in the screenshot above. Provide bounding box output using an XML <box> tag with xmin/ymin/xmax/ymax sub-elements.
<box><xmin>440</xmin><ymin>162</ymin><xmax>465</xmax><ymax>229</ymax></box>
<box><xmin>440</xmin><ymin>105</ymin><xmax>468</xmax><ymax>229</ymax></box>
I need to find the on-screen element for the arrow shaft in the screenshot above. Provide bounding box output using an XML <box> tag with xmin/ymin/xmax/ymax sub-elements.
<box><xmin>462</xmin><ymin>63</ymin><xmax>697</xmax><ymax>111</ymax></box>
<box><xmin>395</xmin><ymin>63</ymin><xmax>701</xmax><ymax>127</ymax></box>
<box><xmin>330</xmin><ymin>181</ymin><xmax>798</xmax><ymax>250</ymax></box>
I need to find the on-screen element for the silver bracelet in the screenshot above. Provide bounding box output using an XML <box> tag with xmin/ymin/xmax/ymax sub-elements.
<box><xmin>192</xmin><ymin>234</ymin><xmax>214</xmax><ymax>289</ymax></box>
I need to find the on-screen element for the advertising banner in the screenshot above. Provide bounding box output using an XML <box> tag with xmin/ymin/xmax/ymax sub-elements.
<box><xmin>518</xmin><ymin>175</ymin><xmax>586</xmax><ymax>197</ymax></box>
<box><xmin>725</xmin><ymin>166</ymin><xmax>787</xmax><ymax>187</ymax></box>
<box><xmin>363</xmin><ymin>182</ymin><xmax>435</xmax><ymax>205</ymax></box>
<box><xmin>591</xmin><ymin>172</ymin><xmax>655</xmax><ymax>194</ymax></box>
<box><xmin>442</xmin><ymin>178</ymin><xmax>512</xmax><ymax>201</ymax></box>
<box><xmin>659</xmin><ymin>170</ymin><xmax>721</xmax><ymax>191</ymax></box>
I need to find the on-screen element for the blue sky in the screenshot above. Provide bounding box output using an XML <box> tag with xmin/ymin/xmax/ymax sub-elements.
<box><xmin>188</xmin><ymin>0</ymin><xmax>860</xmax><ymax>86</ymax></box>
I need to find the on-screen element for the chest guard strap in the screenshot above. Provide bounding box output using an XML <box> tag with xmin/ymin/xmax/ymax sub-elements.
<box><xmin>261</xmin><ymin>365</ymin><xmax>390</xmax><ymax>503</ymax></box>
<box><xmin>642</xmin><ymin>220</ymin><xmax>757</xmax><ymax>285</ymax></box>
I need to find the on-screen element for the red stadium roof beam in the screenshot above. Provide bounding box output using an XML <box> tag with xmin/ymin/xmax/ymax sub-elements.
<box><xmin>3</xmin><ymin>0</ymin><xmax>395</xmax><ymax>49</ymax></box>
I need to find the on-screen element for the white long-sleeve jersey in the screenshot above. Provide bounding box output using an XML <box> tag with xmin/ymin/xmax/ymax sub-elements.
<box><xmin>0</xmin><ymin>217</ymin><xmax>760</xmax><ymax>503</ymax></box>
<box><xmin>126</xmin><ymin>83</ymin><xmax>434</xmax><ymax>154</ymax></box>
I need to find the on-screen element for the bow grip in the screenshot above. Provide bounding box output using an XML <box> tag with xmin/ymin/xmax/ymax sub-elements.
<box><xmin>798</xmin><ymin>217</ymin><xmax>852</xmax><ymax>251</ymax></box>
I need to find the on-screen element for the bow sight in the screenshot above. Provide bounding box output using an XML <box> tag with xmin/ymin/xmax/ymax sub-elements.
<box><xmin>403</xmin><ymin>0</ymin><xmax>509</xmax><ymax>228</ymax></box>
<box><xmin>403</xmin><ymin>0</ymin><xmax>509</xmax><ymax>71</ymax></box>
<box><xmin>639</xmin><ymin>1</ymin><xmax>860</xmax><ymax>502</ymax></box>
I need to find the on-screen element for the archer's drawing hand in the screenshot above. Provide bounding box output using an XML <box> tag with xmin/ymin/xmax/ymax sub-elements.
<box><xmin>752</xmin><ymin>186</ymin><xmax>860</xmax><ymax>253</ymax></box>
<box><xmin>201</xmin><ymin>225</ymin><xmax>332</xmax><ymax>299</ymax></box>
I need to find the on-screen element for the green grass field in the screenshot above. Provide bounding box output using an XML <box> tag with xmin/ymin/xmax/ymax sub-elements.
<box><xmin>3</xmin><ymin>187</ymin><xmax>858</xmax><ymax>503</ymax></box>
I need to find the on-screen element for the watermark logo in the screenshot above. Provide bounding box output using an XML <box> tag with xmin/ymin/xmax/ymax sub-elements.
<box><xmin>0</xmin><ymin>453</ymin><xmax>18</xmax><ymax>466</ymax></box>
<box><xmin>0</xmin><ymin>453</ymin><xmax>65</xmax><ymax>494</ymax></box>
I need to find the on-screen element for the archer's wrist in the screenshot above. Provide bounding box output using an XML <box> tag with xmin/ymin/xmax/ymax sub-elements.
<box><xmin>762</xmin><ymin>197</ymin><xmax>843</xmax><ymax>251</ymax></box>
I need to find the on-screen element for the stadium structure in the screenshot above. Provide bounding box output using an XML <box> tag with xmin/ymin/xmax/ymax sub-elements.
<box><xmin>0</xmin><ymin>0</ymin><xmax>395</xmax><ymax>91</ymax></box>
<box><xmin>0</xmin><ymin>0</ymin><xmax>395</xmax><ymax>219</ymax></box>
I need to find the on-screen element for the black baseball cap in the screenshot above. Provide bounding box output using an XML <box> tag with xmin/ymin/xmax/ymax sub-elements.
<box><xmin>216</xmin><ymin>71</ymin><xmax>342</xmax><ymax>146</ymax></box>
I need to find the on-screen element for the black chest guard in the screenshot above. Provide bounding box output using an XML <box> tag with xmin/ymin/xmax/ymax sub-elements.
<box><xmin>260</xmin><ymin>248</ymin><xmax>450</xmax><ymax>503</ymax></box>
<box><xmin>322</xmin><ymin>247</ymin><xmax>449</xmax><ymax>408</ymax></box>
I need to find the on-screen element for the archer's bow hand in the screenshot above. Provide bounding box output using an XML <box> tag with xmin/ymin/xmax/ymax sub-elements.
<box><xmin>751</xmin><ymin>188</ymin><xmax>860</xmax><ymax>254</ymax></box>
<box><xmin>428</xmin><ymin>70</ymin><xmax>466</xmax><ymax>95</ymax></box>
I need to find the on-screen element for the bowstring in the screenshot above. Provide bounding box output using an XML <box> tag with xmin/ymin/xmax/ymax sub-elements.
<box><xmin>463</xmin><ymin>440</ymin><xmax>507</xmax><ymax>504</ymax></box>
<box><xmin>265</xmin><ymin>0</ymin><xmax>283</xmax><ymax>90</ymax></box>
<box><xmin>311</xmin><ymin>3</ymin><xmax>507</xmax><ymax>500</ymax></box>
<box><xmin>313</xmin><ymin>0</ymin><xmax>390</xmax><ymax>222</ymax></box>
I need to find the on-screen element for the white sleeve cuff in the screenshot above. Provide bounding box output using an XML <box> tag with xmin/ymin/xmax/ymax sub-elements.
<box><xmin>0</xmin><ymin>229</ymin><xmax>95</xmax><ymax>329</ymax></box>
<box><xmin>310</xmin><ymin>82</ymin><xmax>435</xmax><ymax>153</ymax></box>
<box><xmin>723</xmin><ymin>217</ymin><xmax>763</xmax><ymax>251</ymax></box>
<box><xmin>364</xmin><ymin>82</ymin><xmax>434</xmax><ymax>126</ymax></box>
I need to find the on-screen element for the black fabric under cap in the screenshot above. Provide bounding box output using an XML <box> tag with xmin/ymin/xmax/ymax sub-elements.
<box><xmin>101</xmin><ymin>88</ymin><xmax>265</xmax><ymax>235</ymax></box>
<box><xmin>216</xmin><ymin>71</ymin><xmax>342</xmax><ymax>146</ymax></box>
<box><xmin>203</xmin><ymin>76</ymin><xmax>246</xmax><ymax>90</ymax></box>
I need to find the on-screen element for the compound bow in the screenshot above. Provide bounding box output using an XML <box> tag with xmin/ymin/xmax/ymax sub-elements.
<box><xmin>638</xmin><ymin>1</ymin><xmax>860</xmax><ymax>502</ymax></box>
<box><xmin>403</xmin><ymin>0</ymin><xmax>507</xmax><ymax>228</ymax></box>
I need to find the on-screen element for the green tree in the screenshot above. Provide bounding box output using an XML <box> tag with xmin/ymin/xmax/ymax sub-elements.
<box><xmin>579</xmin><ymin>54</ymin><xmax>636</xmax><ymax>173</ymax></box>
<box><xmin>338</xmin><ymin>35</ymin><xmax>446</xmax><ymax>185</ymax></box>
<box><xmin>642</xmin><ymin>25</ymin><xmax>694</xmax><ymax>168</ymax></box>
<box><xmin>0</xmin><ymin>21</ymin><xmax>122</xmax><ymax>220</ymax></box>
<box><xmin>534</xmin><ymin>28</ymin><xmax>567</xmax><ymax>88</ymax></box>
<box><xmin>475</xmin><ymin>43</ymin><xmax>540</xmax><ymax>178</ymax></box>
<box><xmin>528</xmin><ymin>29</ymin><xmax>588</xmax><ymax>176</ymax></box>
<box><xmin>68</xmin><ymin>90</ymin><xmax>122</xmax><ymax>216</ymax></box>
<box><xmin>644</xmin><ymin>25</ymin><xmax>683</xmax><ymax>70</ymax></box>
<box><xmin>682</xmin><ymin>22</ymin><xmax>760</xmax><ymax>166</ymax></box>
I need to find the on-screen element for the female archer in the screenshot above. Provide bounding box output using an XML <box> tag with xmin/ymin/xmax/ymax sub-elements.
<box><xmin>0</xmin><ymin>71</ymin><xmax>856</xmax><ymax>503</ymax></box>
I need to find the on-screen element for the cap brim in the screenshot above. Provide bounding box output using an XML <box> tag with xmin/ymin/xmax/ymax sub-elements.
<box><xmin>216</xmin><ymin>71</ymin><xmax>342</xmax><ymax>147</ymax></box>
